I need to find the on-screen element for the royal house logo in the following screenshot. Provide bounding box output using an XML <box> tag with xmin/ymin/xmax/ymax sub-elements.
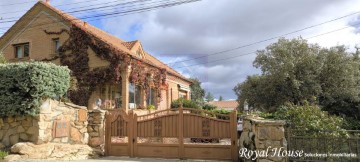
<box><xmin>239</xmin><ymin>147</ymin><xmax>358</xmax><ymax>160</ymax></box>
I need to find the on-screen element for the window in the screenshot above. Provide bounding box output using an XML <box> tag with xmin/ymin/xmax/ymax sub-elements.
<box><xmin>129</xmin><ymin>83</ymin><xmax>141</xmax><ymax>109</ymax></box>
<box><xmin>14</xmin><ymin>43</ymin><xmax>29</xmax><ymax>58</ymax></box>
<box><xmin>146</xmin><ymin>88</ymin><xmax>156</xmax><ymax>106</ymax></box>
<box><xmin>53</xmin><ymin>38</ymin><xmax>60</xmax><ymax>54</ymax></box>
<box><xmin>179</xmin><ymin>90</ymin><xmax>187</xmax><ymax>99</ymax></box>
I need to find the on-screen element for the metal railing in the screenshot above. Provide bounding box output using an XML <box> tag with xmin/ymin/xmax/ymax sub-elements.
<box><xmin>286</xmin><ymin>129</ymin><xmax>360</xmax><ymax>162</ymax></box>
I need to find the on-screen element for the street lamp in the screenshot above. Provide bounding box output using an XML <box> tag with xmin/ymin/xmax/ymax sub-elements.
<box><xmin>244</xmin><ymin>99</ymin><xmax>249</xmax><ymax>115</ymax></box>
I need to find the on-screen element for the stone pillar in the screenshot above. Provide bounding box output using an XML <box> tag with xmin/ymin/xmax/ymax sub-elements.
<box><xmin>121</xmin><ymin>65</ymin><xmax>131</xmax><ymax>112</ymax></box>
<box><xmin>88</xmin><ymin>109</ymin><xmax>106</xmax><ymax>154</ymax></box>
<box><xmin>239</xmin><ymin>115</ymin><xmax>286</xmax><ymax>162</ymax></box>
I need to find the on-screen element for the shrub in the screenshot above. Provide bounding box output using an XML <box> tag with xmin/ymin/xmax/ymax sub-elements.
<box><xmin>0</xmin><ymin>151</ymin><xmax>8</xmax><ymax>160</ymax></box>
<box><xmin>263</xmin><ymin>103</ymin><xmax>346</xmax><ymax>137</ymax></box>
<box><xmin>211</xmin><ymin>109</ymin><xmax>231</xmax><ymax>115</ymax></box>
<box><xmin>202</xmin><ymin>104</ymin><xmax>217</xmax><ymax>110</ymax></box>
<box><xmin>171</xmin><ymin>98</ymin><xmax>200</xmax><ymax>109</ymax></box>
<box><xmin>0</xmin><ymin>62</ymin><xmax>70</xmax><ymax>117</ymax></box>
<box><xmin>147</xmin><ymin>104</ymin><xmax>155</xmax><ymax>111</ymax></box>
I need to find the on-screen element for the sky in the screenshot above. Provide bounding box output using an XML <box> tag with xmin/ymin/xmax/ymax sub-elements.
<box><xmin>1</xmin><ymin>0</ymin><xmax>360</xmax><ymax>100</ymax></box>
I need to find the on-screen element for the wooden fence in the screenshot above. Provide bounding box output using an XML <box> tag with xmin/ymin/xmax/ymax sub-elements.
<box><xmin>105</xmin><ymin>107</ymin><xmax>238</xmax><ymax>161</ymax></box>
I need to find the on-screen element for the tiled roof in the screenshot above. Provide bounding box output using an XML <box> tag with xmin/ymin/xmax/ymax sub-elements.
<box><xmin>209</xmin><ymin>101</ymin><xmax>238</xmax><ymax>110</ymax></box>
<box><xmin>38</xmin><ymin>1</ymin><xmax>191</xmax><ymax>83</ymax></box>
<box><xmin>121</xmin><ymin>40</ymin><xmax>138</xmax><ymax>50</ymax></box>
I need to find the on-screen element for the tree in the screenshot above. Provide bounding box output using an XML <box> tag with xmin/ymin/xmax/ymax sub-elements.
<box><xmin>189</xmin><ymin>78</ymin><xmax>205</xmax><ymax>105</ymax></box>
<box><xmin>218</xmin><ymin>96</ymin><xmax>224</xmax><ymax>101</ymax></box>
<box><xmin>205</xmin><ymin>92</ymin><xmax>214</xmax><ymax>102</ymax></box>
<box><xmin>234</xmin><ymin>38</ymin><xmax>360</xmax><ymax>119</ymax></box>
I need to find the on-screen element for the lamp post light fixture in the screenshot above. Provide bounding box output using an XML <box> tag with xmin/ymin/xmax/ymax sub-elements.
<box><xmin>244</xmin><ymin>99</ymin><xmax>249</xmax><ymax>115</ymax></box>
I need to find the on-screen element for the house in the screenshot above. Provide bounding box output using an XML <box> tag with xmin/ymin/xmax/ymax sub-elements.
<box><xmin>0</xmin><ymin>0</ymin><xmax>192</xmax><ymax>112</ymax></box>
<box><xmin>208</xmin><ymin>100</ymin><xmax>238</xmax><ymax>111</ymax></box>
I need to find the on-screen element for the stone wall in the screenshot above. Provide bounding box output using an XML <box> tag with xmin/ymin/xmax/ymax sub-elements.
<box><xmin>0</xmin><ymin>99</ymin><xmax>89</xmax><ymax>148</ymax></box>
<box><xmin>87</xmin><ymin>109</ymin><xmax>105</xmax><ymax>151</ymax></box>
<box><xmin>0</xmin><ymin>116</ymin><xmax>38</xmax><ymax>147</ymax></box>
<box><xmin>239</xmin><ymin>115</ymin><xmax>286</xmax><ymax>162</ymax></box>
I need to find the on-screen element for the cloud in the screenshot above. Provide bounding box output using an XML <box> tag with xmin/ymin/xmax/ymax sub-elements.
<box><xmin>2</xmin><ymin>0</ymin><xmax>360</xmax><ymax>100</ymax></box>
<box><xmin>100</xmin><ymin>0</ymin><xmax>360</xmax><ymax>99</ymax></box>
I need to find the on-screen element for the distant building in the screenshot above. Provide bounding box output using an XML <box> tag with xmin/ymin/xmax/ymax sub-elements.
<box><xmin>209</xmin><ymin>100</ymin><xmax>238</xmax><ymax>111</ymax></box>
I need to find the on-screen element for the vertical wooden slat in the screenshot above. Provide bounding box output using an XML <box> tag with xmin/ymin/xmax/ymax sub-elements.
<box><xmin>167</xmin><ymin>116</ymin><xmax>171</xmax><ymax>137</ymax></box>
<box><xmin>105</xmin><ymin>113</ymin><xmax>110</xmax><ymax>156</ymax></box>
<box><xmin>178</xmin><ymin>106</ymin><xmax>184</xmax><ymax>159</ymax></box>
<box><xmin>129</xmin><ymin>111</ymin><xmax>134</xmax><ymax>157</ymax></box>
<box><xmin>133</xmin><ymin>113</ymin><xmax>138</xmax><ymax>156</ymax></box>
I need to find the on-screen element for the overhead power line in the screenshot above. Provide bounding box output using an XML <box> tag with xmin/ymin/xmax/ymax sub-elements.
<box><xmin>0</xmin><ymin>0</ymin><xmax>200</xmax><ymax>33</ymax></box>
<box><xmin>0</xmin><ymin>0</ymin><xmax>103</xmax><ymax>15</ymax></box>
<box><xmin>166</xmin><ymin>10</ymin><xmax>360</xmax><ymax>65</ymax></box>
<box><xmin>173</xmin><ymin>23</ymin><xmax>358</xmax><ymax>69</ymax></box>
<box><xmin>0</xmin><ymin>0</ymin><xmax>199</xmax><ymax>24</ymax></box>
<box><xmin>0</xmin><ymin>1</ymin><xmax>37</xmax><ymax>7</ymax></box>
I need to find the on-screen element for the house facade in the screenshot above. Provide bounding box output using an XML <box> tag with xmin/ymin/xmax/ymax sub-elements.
<box><xmin>0</xmin><ymin>1</ymin><xmax>192</xmax><ymax>112</ymax></box>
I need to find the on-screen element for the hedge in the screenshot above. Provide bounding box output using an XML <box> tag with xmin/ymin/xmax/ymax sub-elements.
<box><xmin>0</xmin><ymin>62</ymin><xmax>70</xmax><ymax>117</ymax></box>
<box><xmin>171</xmin><ymin>98</ymin><xmax>200</xmax><ymax>109</ymax></box>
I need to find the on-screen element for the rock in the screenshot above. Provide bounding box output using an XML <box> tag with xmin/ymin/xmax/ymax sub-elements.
<box><xmin>2</xmin><ymin>123</ymin><xmax>9</xmax><ymax>130</ymax></box>
<box><xmin>61</xmin><ymin>137</ymin><xmax>68</xmax><ymax>143</ymax></box>
<box><xmin>11</xmin><ymin>142</ymin><xmax>94</xmax><ymax>160</ymax></box>
<box><xmin>0</xmin><ymin>143</ymin><xmax>5</xmax><ymax>149</ymax></box>
<box><xmin>9</xmin><ymin>122</ymin><xmax>19</xmax><ymax>128</ymax></box>
<box><xmin>89</xmin><ymin>137</ymin><xmax>102</xmax><ymax>147</ymax></box>
<box><xmin>9</xmin><ymin>134</ymin><xmax>19</xmax><ymax>145</ymax></box>
<box><xmin>16</xmin><ymin>116</ymin><xmax>26</xmax><ymax>121</ymax></box>
<box><xmin>82</xmin><ymin>133</ymin><xmax>89</xmax><ymax>144</ymax></box>
<box><xmin>11</xmin><ymin>142</ymin><xmax>53</xmax><ymax>159</ymax></box>
<box><xmin>3</xmin><ymin>154</ymin><xmax>21</xmax><ymax>162</ymax></box>
<box><xmin>16</xmin><ymin>126</ymin><xmax>25</xmax><ymax>133</ymax></box>
<box><xmin>79</xmin><ymin>127</ymin><xmax>87</xmax><ymax>133</ymax></box>
<box><xmin>26</xmin><ymin>126</ymin><xmax>37</xmax><ymax>135</ymax></box>
<box><xmin>0</xmin><ymin>131</ymin><xmax>4</xmax><ymax>139</ymax></box>
<box><xmin>71</xmin><ymin>127</ymin><xmax>82</xmax><ymax>143</ymax></box>
<box><xmin>19</xmin><ymin>133</ymin><xmax>28</xmax><ymax>141</ymax></box>
<box><xmin>6</xmin><ymin>117</ymin><xmax>14</xmax><ymax>123</ymax></box>
<box><xmin>21</xmin><ymin>119</ymin><xmax>32</xmax><ymax>127</ymax></box>
<box><xmin>2</xmin><ymin>136</ymin><xmax>10</xmax><ymax>146</ymax></box>
<box><xmin>89</xmin><ymin>132</ymin><xmax>99</xmax><ymax>137</ymax></box>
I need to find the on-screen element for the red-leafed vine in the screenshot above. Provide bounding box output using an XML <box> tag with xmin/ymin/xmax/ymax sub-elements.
<box><xmin>43</xmin><ymin>25</ymin><xmax>166</xmax><ymax>106</ymax></box>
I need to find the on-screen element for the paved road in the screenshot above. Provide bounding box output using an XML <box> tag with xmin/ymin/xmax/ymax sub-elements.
<box><xmin>14</xmin><ymin>156</ymin><xmax>230</xmax><ymax>162</ymax></box>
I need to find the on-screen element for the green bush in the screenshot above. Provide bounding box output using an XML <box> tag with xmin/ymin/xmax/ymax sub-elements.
<box><xmin>262</xmin><ymin>103</ymin><xmax>346</xmax><ymax>137</ymax></box>
<box><xmin>0</xmin><ymin>151</ymin><xmax>8</xmax><ymax>160</ymax></box>
<box><xmin>202</xmin><ymin>104</ymin><xmax>217</xmax><ymax>110</ymax></box>
<box><xmin>147</xmin><ymin>104</ymin><xmax>155</xmax><ymax>111</ymax></box>
<box><xmin>0</xmin><ymin>62</ymin><xmax>70</xmax><ymax>117</ymax></box>
<box><xmin>211</xmin><ymin>109</ymin><xmax>231</xmax><ymax>115</ymax></box>
<box><xmin>171</xmin><ymin>98</ymin><xmax>200</xmax><ymax>109</ymax></box>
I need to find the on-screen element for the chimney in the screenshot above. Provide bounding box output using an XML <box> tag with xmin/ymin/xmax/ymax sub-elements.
<box><xmin>83</xmin><ymin>22</ymin><xmax>88</xmax><ymax>28</ymax></box>
<box><xmin>45</xmin><ymin>0</ymin><xmax>50</xmax><ymax>4</ymax></box>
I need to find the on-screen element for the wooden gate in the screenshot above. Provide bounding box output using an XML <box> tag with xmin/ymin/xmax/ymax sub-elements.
<box><xmin>105</xmin><ymin>108</ymin><xmax>238</xmax><ymax>161</ymax></box>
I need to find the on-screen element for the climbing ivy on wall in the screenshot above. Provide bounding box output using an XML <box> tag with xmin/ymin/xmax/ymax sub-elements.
<box><xmin>43</xmin><ymin>25</ymin><xmax>166</xmax><ymax>106</ymax></box>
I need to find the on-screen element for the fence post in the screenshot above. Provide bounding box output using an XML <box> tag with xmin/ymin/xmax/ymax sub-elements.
<box><xmin>178</xmin><ymin>105</ymin><xmax>184</xmax><ymax>159</ymax></box>
<box><xmin>230</xmin><ymin>110</ymin><xmax>238</xmax><ymax>161</ymax></box>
